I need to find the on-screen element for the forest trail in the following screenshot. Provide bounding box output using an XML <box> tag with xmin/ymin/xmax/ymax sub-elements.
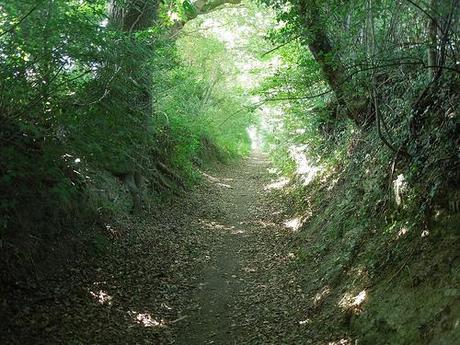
<box><xmin>2</xmin><ymin>154</ymin><xmax>310</xmax><ymax>345</ymax></box>
<box><xmin>176</xmin><ymin>153</ymin><xmax>309</xmax><ymax>344</ymax></box>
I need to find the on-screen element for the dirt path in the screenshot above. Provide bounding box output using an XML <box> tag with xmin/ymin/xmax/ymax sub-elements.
<box><xmin>2</xmin><ymin>154</ymin><xmax>310</xmax><ymax>345</ymax></box>
<box><xmin>176</xmin><ymin>153</ymin><xmax>309</xmax><ymax>344</ymax></box>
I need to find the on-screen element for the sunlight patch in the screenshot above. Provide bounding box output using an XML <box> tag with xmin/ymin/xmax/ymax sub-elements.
<box><xmin>201</xmin><ymin>171</ymin><xmax>234</xmax><ymax>184</ymax></box>
<box><xmin>198</xmin><ymin>219</ymin><xmax>243</xmax><ymax>234</ymax></box>
<box><xmin>264</xmin><ymin>177</ymin><xmax>290</xmax><ymax>190</ymax></box>
<box><xmin>287</xmin><ymin>252</ymin><xmax>296</xmax><ymax>260</ymax></box>
<box><xmin>289</xmin><ymin>144</ymin><xmax>320</xmax><ymax>185</ymax></box>
<box><xmin>338</xmin><ymin>289</ymin><xmax>367</xmax><ymax>313</ymax></box>
<box><xmin>393</xmin><ymin>174</ymin><xmax>407</xmax><ymax>206</ymax></box>
<box><xmin>255</xmin><ymin>219</ymin><xmax>277</xmax><ymax>228</ymax></box>
<box><xmin>313</xmin><ymin>286</ymin><xmax>330</xmax><ymax>307</ymax></box>
<box><xmin>298</xmin><ymin>318</ymin><xmax>311</xmax><ymax>325</ymax></box>
<box><xmin>328</xmin><ymin>339</ymin><xmax>352</xmax><ymax>345</ymax></box>
<box><xmin>89</xmin><ymin>290</ymin><xmax>113</xmax><ymax>305</ymax></box>
<box><xmin>284</xmin><ymin>217</ymin><xmax>303</xmax><ymax>232</ymax></box>
<box><xmin>397</xmin><ymin>226</ymin><xmax>409</xmax><ymax>239</ymax></box>
<box><xmin>326</xmin><ymin>176</ymin><xmax>340</xmax><ymax>191</ymax></box>
<box><xmin>130</xmin><ymin>311</ymin><xmax>165</xmax><ymax>328</ymax></box>
<box><xmin>168</xmin><ymin>10</ymin><xmax>180</xmax><ymax>22</ymax></box>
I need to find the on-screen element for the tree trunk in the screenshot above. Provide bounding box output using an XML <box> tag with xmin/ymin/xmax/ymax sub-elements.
<box><xmin>298</xmin><ymin>0</ymin><xmax>369</xmax><ymax>126</ymax></box>
<box><xmin>108</xmin><ymin>0</ymin><xmax>158</xmax><ymax>32</ymax></box>
<box><xmin>107</xmin><ymin>0</ymin><xmax>159</xmax><ymax>213</ymax></box>
<box><xmin>427</xmin><ymin>0</ymin><xmax>439</xmax><ymax>79</ymax></box>
<box><xmin>298</xmin><ymin>0</ymin><xmax>346</xmax><ymax>102</ymax></box>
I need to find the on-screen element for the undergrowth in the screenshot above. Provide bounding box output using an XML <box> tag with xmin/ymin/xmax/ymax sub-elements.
<box><xmin>0</xmin><ymin>0</ymin><xmax>254</xmax><ymax>284</ymax></box>
<box><xmin>263</xmin><ymin>69</ymin><xmax>459</xmax><ymax>345</ymax></box>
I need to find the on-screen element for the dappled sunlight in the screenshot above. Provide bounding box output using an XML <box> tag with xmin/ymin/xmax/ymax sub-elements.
<box><xmin>216</xmin><ymin>182</ymin><xmax>232</xmax><ymax>189</ymax></box>
<box><xmin>253</xmin><ymin>219</ymin><xmax>277</xmax><ymax>229</ymax></box>
<box><xmin>286</xmin><ymin>252</ymin><xmax>296</xmax><ymax>260</ymax></box>
<box><xmin>288</xmin><ymin>144</ymin><xmax>321</xmax><ymax>186</ymax></box>
<box><xmin>393</xmin><ymin>174</ymin><xmax>407</xmax><ymax>206</ymax></box>
<box><xmin>313</xmin><ymin>286</ymin><xmax>331</xmax><ymax>307</ymax></box>
<box><xmin>242</xmin><ymin>266</ymin><xmax>257</xmax><ymax>273</ymax></box>
<box><xmin>4</xmin><ymin>0</ymin><xmax>457</xmax><ymax>343</ymax></box>
<box><xmin>89</xmin><ymin>290</ymin><xmax>113</xmax><ymax>306</ymax></box>
<box><xmin>129</xmin><ymin>311</ymin><xmax>165</xmax><ymax>328</ymax></box>
<box><xmin>352</xmin><ymin>290</ymin><xmax>367</xmax><ymax>306</ymax></box>
<box><xmin>298</xmin><ymin>318</ymin><xmax>311</xmax><ymax>325</ymax></box>
<box><xmin>348</xmin><ymin>266</ymin><xmax>370</xmax><ymax>285</ymax></box>
<box><xmin>338</xmin><ymin>289</ymin><xmax>368</xmax><ymax>313</ymax></box>
<box><xmin>326</xmin><ymin>176</ymin><xmax>341</xmax><ymax>191</ymax></box>
<box><xmin>198</xmin><ymin>219</ymin><xmax>245</xmax><ymax>235</ymax></box>
<box><xmin>327</xmin><ymin>339</ymin><xmax>352</xmax><ymax>345</ymax></box>
<box><xmin>283</xmin><ymin>217</ymin><xmax>304</xmax><ymax>232</ymax></box>
<box><xmin>264</xmin><ymin>176</ymin><xmax>290</xmax><ymax>190</ymax></box>
<box><xmin>249</xmin><ymin>155</ymin><xmax>270</xmax><ymax>166</ymax></box>
<box><xmin>200</xmin><ymin>171</ymin><xmax>234</xmax><ymax>187</ymax></box>
<box><xmin>232</xmin><ymin>229</ymin><xmax>246</xmax><ymax>235</ymax></box>
<box><xmin>167</xmin><ymin>10</ymin><xmax>180</xmax><ymax>22</ymax></box>
<box><xmin>397</xmin><ymin>226</ymin><xmax>409</xmax><ymax>239</ymax></box>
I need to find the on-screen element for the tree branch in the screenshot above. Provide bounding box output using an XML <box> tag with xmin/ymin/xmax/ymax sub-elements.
<box><xmin>260</xmin><ymin>35</ymin><xmax>300</xmax><ymax>58</ymax></box>
<box><xmin>0</xmin><ymin>3</ymin><xmax>41</xmax><ymax>38</ymax></box>
<box><xmin>404</xmin><ymin>0</ymin><xmax>444</xmax><ymax>33</ymax></box>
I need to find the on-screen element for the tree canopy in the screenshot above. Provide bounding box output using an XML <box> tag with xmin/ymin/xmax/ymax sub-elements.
<box><xmin>0</xmin><ymin>0</ymin><xmax>459</xmax><ymax>343</ymax></box>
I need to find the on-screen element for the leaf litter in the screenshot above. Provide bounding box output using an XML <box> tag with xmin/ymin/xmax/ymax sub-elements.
<box><xmin>2</xmin><ymin>154</ymin><xmax>313</xmax><ymax>344</ymax></box>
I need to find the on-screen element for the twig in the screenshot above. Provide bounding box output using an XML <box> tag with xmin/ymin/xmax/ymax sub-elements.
<box><xmin>369</xmin><ymin>0</ymin><xmax>398</xmax><ymax>154</ymax></box>
<box><xmin>168</xmin><ymin>315</ymin><xmax>188</xmax><ymax>324</ymax></box>
<box><xmin>404</xmin><ymin>0</ymin><xmax>444</xmax><ymax>33</ymax></box>
<box><xmin>260</xmin><ymin>35</ymin><xmax>300</xmax><ymax>57</ymax></box>
<box><xmin>11</xmin><ymin>69</ymin><xmax>93</xmax><ymax>119</ymax></box>
<box><xmin>263</xmin><ymin>88</ymin><xmax>333</xmax><ymax>102</ymax></box>
<box><xmin>262</xmin><ymin>59</ymin><xmax>459</xmax><ymax>105</ymax></box>
<box><xmin>374</xmin><ymin>91</ymin><xmax>398</xmax><ymax>154</ymax></box>
<box><xmin>129</xmin><ymin>1</ymin><xmax>150</xmax><ymax>33</ymax></box>
<box><xmin>81</xmin><ymin>66</ymin><xmax>122</xmax><ymax>106</ymax></box>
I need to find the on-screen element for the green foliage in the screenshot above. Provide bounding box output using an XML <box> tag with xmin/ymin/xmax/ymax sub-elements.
<box><xmin>0</xmin><ymin>0</ymin><xmax>107</xmax><ymax>236</ymax></box>
<box><xmin>261</xmin><ymin>0</ymin><xmax>459</xmax><ymax>217</ymax></box>
<box><xmin>256</xmin><ymin>2</ymin><xmax>459</xmax><ymax>343</ymax></box>
<box><xmin>181</xmin><ymin>0</ymin><xmax>198</xmax><ymax>20</ymax></box>
<box><xmin>0</xmin><ymin>0</ymin><xmax>255</xmax><ymax>260</ymax></box>
<box><xmin>1</xmin><ymin>0</ymin><xmax>459</xmax><ymax>342</ymax></box>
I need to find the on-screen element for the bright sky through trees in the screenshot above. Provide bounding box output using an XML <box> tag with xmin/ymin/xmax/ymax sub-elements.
<box><xmin>1</xmin><ymin>1</ymin><xmax>459</xmax><ymax>343</ymax></box>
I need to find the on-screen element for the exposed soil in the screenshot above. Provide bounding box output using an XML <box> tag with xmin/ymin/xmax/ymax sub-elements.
<box><xmin>176</xmin><ymin>153</ymin><xmax>309</xmax><ymax>344</ymax></box>
<box><xmin>5</xmin><ymin>153</ymin><xmax>458</xmax><ymax>345</ymax></box>
<box><xmin>1</xmin><ymin>154</ymin><xmax>310</xmax><ymax>344</ymax></box>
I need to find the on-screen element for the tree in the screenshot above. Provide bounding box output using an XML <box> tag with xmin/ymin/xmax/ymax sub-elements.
<box><xmin>295</xmin><ymin>0</ymin><xmax>368</xmax><ymax>125</ymax></box>
<box><xmin>297</xmin><ymin>0</ymin><xmax>346</xmax><ymax>104</ymax></box>
<box><xmin>108</xmin><ymin>0</ymin><xmax>159</xmax><ymax>31</ymax></box>
<box><xmin>105</xmin><ymin>1</ymin><xmax>161</xmax><ymax>212</ymax></box>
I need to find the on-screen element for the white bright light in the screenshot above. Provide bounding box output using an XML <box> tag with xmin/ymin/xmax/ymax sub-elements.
<box><xmin>288</xmin><ymin>144</ymin><xmax>320</xmax><ymax>185</ymax></box>
<box><xmin>247</xmin><ymin>126</ymin><xmax>260</xmax><ymax>151</ymax></box>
